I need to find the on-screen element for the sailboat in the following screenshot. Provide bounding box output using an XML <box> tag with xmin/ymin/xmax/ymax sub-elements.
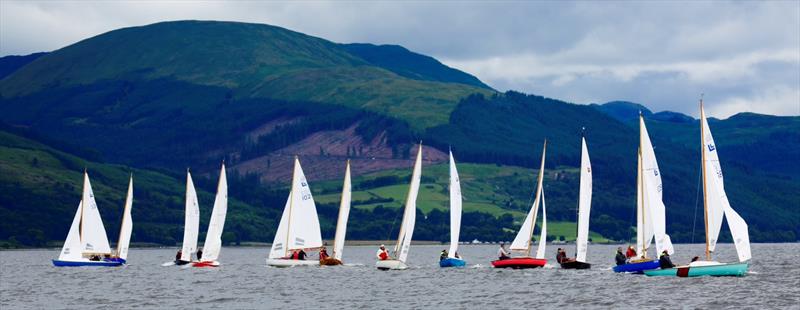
<box><xmin>266</xmin><ymin>157</ymin><xmax>324</xmax><ymax>267</ymax></box>
<box><xmin>376</xmin><ymin>144</ymin><xmax>422</xmax><ymax>270</ymax></box>
<box><xmin>53</xmin><ymin>171</ymin><xmax>128</xmax><ymax>267</ymax></box>
<box><xmin>107</xmin><ymin>175</ymin><xmax>134</xmax><ymax>264</ymax></box>
<box><xmin>492</xmin><ymin>141</ymin><xmax>548</xmax><ymax>269</ymax></box>
<box><xmin>560</xmin><ymin>134</ymin><xmax>592</xmax><ymax>269</ymax></box>
<box><xmin>614</xmin><ymin>114</ymin><xmax>675</xmax><ymax>273</ymax></box>
<box><xmin>320</xmin><ymin>160</ymin><xmax>352</xmax><ymax>266</ymax></box>
<box><xmin>645</xmin><ymin>100</ymin><xmax>751</xmax><ymax>277</ymax></box>
<box><xmin>191</xmin><ymin>163</ymin><xmax>228</xmax><ymax>267</ymax></box>
<box><xmin>165</xmin><ymin>170</ymin><xmax>200</xmax><ymax>266</ymax></box>
<box><xmin>440</xmin><ymin>150</ymin><xmax>466</xmax><ymax>268</ymax></box>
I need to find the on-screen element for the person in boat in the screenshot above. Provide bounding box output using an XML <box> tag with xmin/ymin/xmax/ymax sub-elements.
<box><xmin>297</xmin><ymin>249</ymin><xmax>307</xmax><ymax>260</ymax></box>
<box><xmin>319</xmin><ymin>247</ymin><xmax>330</xmax><ymax>261</ymax></box>
<box><xmin>196</xmin><ymin>248</ymin><xmax>203</xmax><ymax>261</ymax></box>
<box><xmin>625</xmin><ymin>245</ymin><xmax>637</xmax><ymax>259</ymax></box>
<box><xmin>440</xmin><ymin>249</ymin><xmax>448</xmax><ymax>261</ymax></box>
<box><xmin>454</xmin><ymin>252</ymin><xmax>461</xmax><ymax>259</ymax></box>
<box><xmin>497</xmin><ymin>243</ymin><xmax>510</xmax><ymax>260</ymax></box>
<box><xmin>615</xmin><ymin>247</ymin><xmax>627</xmax><ymax>266</ymax></box>
<box><xmin>690</xmin><ymin>256</ymin><xmax>700</xmax><ymax>263</ymax></box>
<box><xmin>659</xmin><ymin>250</ymin><xmax>675</xmax><ymax>269</ymax></box>
<box><xmin>556</xmin><ymin>248</ymin><xmax>565</xmax><ymax>263</ymax></box>
<box><xmin>175</xmin><ymin>250</ymin><xmax>183</xmax><ymax>262</ymax></box>
<box><xmin>376</xmin><ymin>244</ymin><xmax>390</xmax><ymax>260</ymax></box>
<box><xmin>89</xmin><ymin>254</ymin><xmax>101</xmax><ymax>261</ymax></box>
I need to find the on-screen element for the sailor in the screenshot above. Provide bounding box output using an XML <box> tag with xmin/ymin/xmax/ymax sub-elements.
<box><xmin>658</xmin><ymin>250</ymin><xmax>675</xmax><ymax>269</ymax></box>
<box><xmin>690</xmin><ymin>256</ymin><xmax>700</xmax><ymax>263</ymax></box>
<box><xmin>175</xmin><ymin>249</ymin><xmax>183</xmax><ymax>262</ymax></box>
<box><xmin>319</xmin><ymin>247</ymin><xmax>330</xmax><ymax>261</ymax></box>
<box><xmin>625</xmin><ymin>245</ymin><xmax>637</xmax><ymax>258</ymax></box>
<box><xmin>376</xmin><ymin>244</ymin><xmax>390</xmax><ymax>260</ymax></box>
<box><xmin>454</xmin><ymin>252</ymin><xmax>461</xmax><ymax>259</ymax></box>
<box><xmin>196</xmin><ymin>248</ymin><xmax>203</xmax><ymax>261</ymax></box>
<box><xmin>497</xmin><ymin>243</ymin><xmax>510</xmax><ymax>260</ymax></box>
<box><xmin>297</xmin><ymin>249</ymin><xmax>307</xmax><ymax>260</ymax></box>
<box><xmin>556</xmin><ymin>248</ymin><xmax>565</xmax><ymax>263</ymax></box>
<box><xmin>440</xmin><ymin>249</ymin><xmax>448</xmax><ymax>261</ymax></box>
<box><xmin>615</xmin><ymin>247</ymin><xmax>627</xmax><ymax>266</ymax></box>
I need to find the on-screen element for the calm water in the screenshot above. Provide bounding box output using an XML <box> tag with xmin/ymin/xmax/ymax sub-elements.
<box><xmin>1</xmin><ymin>243</ymin><xmax>798</xmax><ymax>309</ymax></box>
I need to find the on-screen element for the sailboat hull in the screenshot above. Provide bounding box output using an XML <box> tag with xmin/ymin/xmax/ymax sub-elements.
<box><xmin>376</xmin><ymin>259</ymin><xmax>408</xmax><ymax>270</ymax></box>
<box><xmin>613</xmin><ymin>259</ymin><xmax>660</xmax><ymax>273</ymax></box>
<box><xmin>644</xmin><ymin>262</ymin><xmax>748</xmax><ymax>277</ymax></box>
<box><xmin>52</xmin><ymin>259</ymin><xmax>123</xmax><ymax>267</ymax></box>
<box><xmin>439</xmin><ymin>258</ymin><xmax>466</xmax><ymax>267</ymax></box>
<box><xmin>491</xmin><ymin>257</ymin><xmax>547</xmax><ymax>269</ymax></box>
<box><xmin>191</xmin><ymin>261</ymin><xmax>220</xmax><ymax>268</ymax></box>
<box><xmin>266</xmin><ymin>258</ymin><xmax>320</xmax><ymax>267</ymax></box>
<box><xmin>560</xmin><ymin>260</ymin><xmax>591</xmax><ymax>269</ymax></box>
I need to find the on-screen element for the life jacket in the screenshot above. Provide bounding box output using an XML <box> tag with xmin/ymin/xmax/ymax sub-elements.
<box><xmin>379</xmin><ymin>250</ymin><xmax>389</xmax><ymax>260</ymax></box>
<box><xmin>291</xmin><ymin>251</ymin><xmax>299</xmax><ymax>259</ymax></box>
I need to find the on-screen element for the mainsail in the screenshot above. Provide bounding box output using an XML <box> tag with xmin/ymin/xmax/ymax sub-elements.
<box><xmin>395</xmin><ymin>145</ymin><xmax>422</xmax><ymax>263</ymax></box>
<box><xmin>639</xmin><ymin>116</ymin><xmax>674</xmax><ymax>255</ymax></box>
<box><xmin>701</xmin><ymin>104</ymin><xmax>751</xmax><ymax>262</ymax></box>
<box><xmin>447</xmin><ymin>151</ymin><xmax>462</xmax><ymax>258</ymax></box>
<box><xmin>332</xmin><ymin>161</ymin><xmax>352</xmax><ymax>261</ymax></box>
<box><xmin>200</xmin><ymin>163</ymin><xmax>228</xmax><ymax>262</ymax></box>
<box><xmin>80</xmin><ymin>172</ymin><xmax>111</xmax><ymax>254</ymax></box>
<box><xmin>575</xmin><ymin>137</ymin><xmax>592</xmax><ymax>263</ymax></box>
<box><xmin>180</xmin><ymin>171</ymin><xmax>200</xmax><ymax>262</ymax></box>
<box><xmin>269</xmin><ymin>158</ymin><xmax>323</xmax><ymax>259</ymax></box>
<box><xmin>510</xmin><ymin>141</ymin><xmax>546</xmax><ymax>256</ymax></box>
<box><xmin>116</xmin><ymin>176</ymin><xmax>134</xmax><ymax>260</ymax></box>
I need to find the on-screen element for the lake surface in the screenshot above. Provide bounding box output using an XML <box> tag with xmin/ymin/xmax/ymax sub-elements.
<box><xmin>1</xmin><ymin>243</ymin><xmax>798</xmax><ymax>309</ymax></box>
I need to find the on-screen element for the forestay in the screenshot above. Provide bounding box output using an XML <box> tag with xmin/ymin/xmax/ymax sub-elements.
<box><xmin>701</xmin><ymin>106</ymin><xmax>751</xmax><ymax>262</ymax></box>
<box><xmin>332</xmin><ymin>161</ymin><xmax>352</xmax><ymax>261</ymax></box>
<box><xmin>80</xmin><ymin>172</ymin><xmax>111</xmax><ymax>254</ymax></box>
<box><xmin>116</xmin><ymin>176</ymin><xmax>134</xmax><ymax>260</ymax></box>
<box><xmin>200</xmin><ymin>163</ymin><xmax>228</xmax><ymax>262</ymax></box>
<box><xmin>180</xmin><ymin>171</ymin><xmax>200</xmax><ymax>262</ymax></box>
<box><xmin>576</xmin><ymin>137</ymin><xmax>592</xmax><ymax>263</ymax></box>
<box><xmin>447</xmin><ymin>151</ymin><xmax>462</xmax><ymax>258</ymax></box>
<box><xmin>395</xmin><ymin>145</ymin><xmax>422</xmax><ymax>263</ymax></box>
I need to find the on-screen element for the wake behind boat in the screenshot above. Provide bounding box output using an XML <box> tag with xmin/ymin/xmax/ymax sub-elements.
<box><xmin>491</xmin><ymin>141</ymin><xmax>548</xmax><ymax>269</ymax></box>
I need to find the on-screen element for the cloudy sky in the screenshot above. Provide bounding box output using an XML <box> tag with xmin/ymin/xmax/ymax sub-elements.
<box><xmin>1</xmin><ymin>1</ymin><xmax>798</xmax><ymax>118</ymax></box>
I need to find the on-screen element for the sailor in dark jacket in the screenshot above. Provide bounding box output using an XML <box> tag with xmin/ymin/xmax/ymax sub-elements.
<box><xmin>615</xmin><ymin>247</ymin><xmax>627</xmax><ymax>266</ymax></box>
<box><xmin>659</xmin><ymin>250</ymin><xmax>675</xmax><ymax>269</ymax></box>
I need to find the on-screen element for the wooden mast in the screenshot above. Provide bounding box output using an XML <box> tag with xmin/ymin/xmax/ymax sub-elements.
<box><xmin>526</xmin><ymin>140</ymin><xmax>546</xmax><ymax>257</ymax></box>
<box><xmin>638</xmin><ymin>114</ymin><xmax>647</xmax><ymax>259</ymax></box>
<box><xmin>284</xmin><ymin>156</ymin><xmax>298</xmax><ymax>257</ymax></box>
<box><xmin>700</xmin><ymin>97</ymin><xmax>711</xmax><ymax>261</ymax></box>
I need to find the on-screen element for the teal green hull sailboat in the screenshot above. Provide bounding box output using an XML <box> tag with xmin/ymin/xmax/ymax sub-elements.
<box><xmin>645</xmin><ymin>98</ymin><xmax>751</xmax><ymax>277</ymax></box>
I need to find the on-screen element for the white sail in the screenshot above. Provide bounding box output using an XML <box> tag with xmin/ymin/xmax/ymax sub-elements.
<box><xmin>269</xmin><ymin>158</ymin><xmax>324</xmax><ymax>259</ymax></box>
<box><xmin>200</xmin><ymin>163</ymin><xmax>228</xmax><ymax>262</ymax></box>
<box><xmin>332</xmin><ymin>161</ymin><xmax>352</xmax><ymax>261</ymax></box>
<box><xmin>80</xmin><ymin>172</ymin><xmax>112</xmax><ymax>254</ymax></box>
<box><xmin>701</xmin><ymin>105</ymin><xmax>751</xmax><ymax>261</ymax></box>
<box><xmin>116</xmin><ymin>176</ymin><xmax>134</xmax><ymax>260</ymax></box>
<box><xmin>639</xmin><ymin>116</ymin><xmax>674</xmax><ymax>255</ymax></box>
<box><xmin>635</xmin><ymin>150</ymin><xmax>653</xmax><ymax>257</ymax></box>
<box><xmin>575</xmin><ymin>137</ymin><xmax>592</xmax><ymax>262</ymax></box>
<box><xmin>510</xmin><ymin>141</ymin><xmax>546</xmax><ymax>254</ymax></box>
<box><xmin>447</xmin><ymin>151</ymin><xmax>462</xmax><ymax>258</ymax></box>
<box><xmin>58</xmin><ymin>201</ymin><xmax>83</xmax><ymax>261</ymax></box>
<box><xmin>269</xmin><ymin>195</ymin><xmax>291</xmax><ymax>259</ymax></box>
<box><xmin>535</xmin><ymin>189</ymin><xmax>547</xmax><ymax>259</ymax></box>
<box><xmin>395</xmin><ymin>145</ymin><xmax>422</xmax><ymax>263</ymax></box>
<box><xmin>180</xmin><ymin>171</ymin><xmax>200</xmax><ymax>262</ymax></box>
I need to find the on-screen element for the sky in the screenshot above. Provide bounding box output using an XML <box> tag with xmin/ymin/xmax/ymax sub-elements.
<box><xmin>1</xmin><ymin>1</ymin><xmax>798</xmax><ymax>118</ymax></box>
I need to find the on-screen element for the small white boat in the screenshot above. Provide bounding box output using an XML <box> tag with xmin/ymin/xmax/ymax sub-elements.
<box><xmin>440</xmin><ymin>150</ymin><xmax>465</xmax><ymax>268</ymax></box>
<box><xmin>376</xmin><ymin>144</ymin><xmax>422</xmax><ymax>270</ymax></box>
<box><xmin>321</xmin><ymin>161</ymin><xmax>352</xmax><ymax>266</ymax></box>
<box><xmin>169</xmin><ymin>170</ymin><xmax>200</xmax><ymax>266</ymax></box>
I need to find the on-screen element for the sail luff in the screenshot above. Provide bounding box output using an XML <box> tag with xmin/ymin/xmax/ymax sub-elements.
<box><xmin>527</xmin><ymin>141</ymin><xmax>546</xmax><ymax>256</ymax></box>
<box><xmin>199</xmin><ymin>163</ymin><xmax>228</xmax><ymax>262</ymax></box>
<box><xmin>285</xmin><ymin>158</ymin><xmax>299</xmax><ymax>257</ymax></box>
<box><xmin>332</xmin><ymin>161</ymin><xmax>352</xmax><ymax>261</ymax></box>
<box><xmin>576</xmin><ymin>137</ymin><xmax>592</xmax><ymax>262</ymax></box>
<box><xmin>447</xmin><ymin>151</ymin><xmax>462</xmax><ymax>258</ymax></box>
<box><xmin>701</xmin><ymin>101</ymin><xmax>711</xmax><ymax>260</ymax></box>
<box><xmin>636</xmin><ymin>148</ymin><xmax>645</xmax><ymax>258</ymax></box>
<box><xmin>396</xmin><ymin>144</ymin><xmax>422</xmax><ymax>262</ymax></box>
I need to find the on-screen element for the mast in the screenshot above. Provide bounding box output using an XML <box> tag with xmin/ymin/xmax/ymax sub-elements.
<box><xmin>394</xmin><ymin>143</ymin><xmax>421</xmax><ymax>256</ymax></box>
<box><xmin>285</xmin><ymin>156</ymin><xmax>298</xmax><ymax>257</ymax></box>
<box><xmin>115</xmin><ymin>174</ymin><xmax>132</xmax><ymax>255</ymax></box>
<box><xmin>80</xmin><ymin>170</ymin><xmax>86</xmax><ymax>244</ymax></box>
<box><xmin>526</xmin><ymin>140</ymin><xmax>546</xmax><ymax>256</ymax></box>
<box><xmin>575</xmin><ymin>129</ymin><xmax>583</xmax><ymax>257</ymax></box>
<box><xmin>638</xmin><ymin>114</ymin><xmax>647</xmax><ymax>259</ymax></box>
<box><xmin>700</xmin><ymin>97</ymin><xmax>711</xmax><ymax>261</ymax></box>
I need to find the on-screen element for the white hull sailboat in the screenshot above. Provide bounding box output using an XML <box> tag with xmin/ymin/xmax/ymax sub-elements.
<box><xmin>321</xmin><ymin>161</ymin><xmax>352</xmax><ymax>266</ymax></box>
<box><xmin>192</xmin><ymin>163</ymin><xmax>228</xmax><ymax>268</ymax></box>
<box><xmin>53</xmin><ymin>172</ymin><xmax>132</xmax><ymax>267</ymax></box>
<box><xmin>645</xmin><ymin>99</ymin><xmax>751</xmax><ymax>277</ymax></box>
<box><xmin>492</xmin><ymin>141</ymin><xmax>548</xmax><ymax>269</ymax></box>
<box><xmin>164</xmin><ymin>170</ymin><xmax>200</xmax><ymax>267</ymax></box>
<box><xmin>377</xmin><ymin>144</ymin><xmax>422</xmax><ymax>270</ymax></box>
<box><xmin>561</xmin><ymin>134</ymin><xmax>592</xmax><ymax>269</ymax></box>
<box><xmin>266</xmin><ymin>157</ymin><xmax>325</xmax><ymax>267</ymax></box>
<box><xmin>440</xmin><ymin>150</ymin><xmax>465</xmax><ymax>267</ymax></box>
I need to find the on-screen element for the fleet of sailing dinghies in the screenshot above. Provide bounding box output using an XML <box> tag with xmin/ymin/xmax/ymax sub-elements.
<box><xmin>191</xmin><ymin>163</ymin><xmax>228</xmax><ymax>268</ymax></box>
<box><xmin>376</xmin><ymin>144</ymin><xmax>423</xmax><ymax>270</ymax></box>
<box><xmin>266</xmin><ymin>157</ymin><xmax>325</xmax><ymax>267</ymax></box>
<box><xmin>53</xmin><ymin>172</ymin><xmax>133</xmax><ymax>267</ymax></box>
<box><xmin>644</xmin><ymin>101</ymin><xmax>751</xmax><ymax>277</ymax></box>
<box><xmin>440</xmin><ymin>150</ymin><xmax>466</xmax><ymax>268</ymax></box>
<box><xmin>492</xmin><ymin>141</ymin><xmax>548</xmax><ymax>269</ymax></box>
